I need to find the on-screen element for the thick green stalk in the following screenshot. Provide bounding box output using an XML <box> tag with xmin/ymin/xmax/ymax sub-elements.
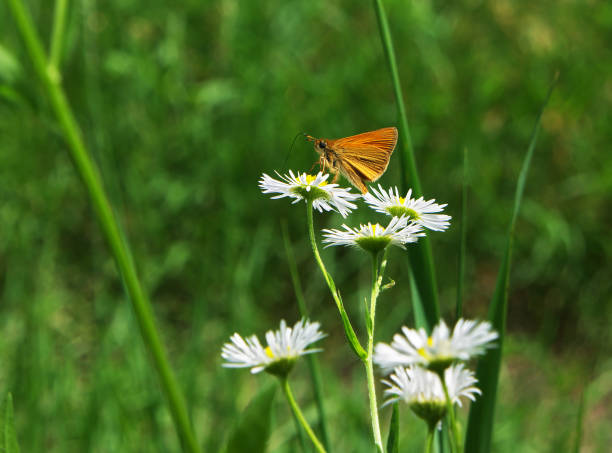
<box><xmin>306</xmin><ymin>202</ymin><xmax>366</xmax><ymax>359</ymax></box>
<box><xmin>280</xmin><ymin>378</ymin><xmax>327</xmax><ymax>453</ymax></box>
<box><xmin>5</xmin><ymin>1</ymin><xmax>200</xmax><ymax>451</ymax></box>
<box><xmin>372</xmin><ymin>0</ymin><xmax>440</xmax><ymax>330</ymax></box>
<box><xmin>281</xmin><ymin>221</ymin><xmax>332</xmax><ymax>451</ymax></box>
<box><xmin>49</xmin><ymin>0</ymin><xmax>69</xmax><ymax>70</ymax></box>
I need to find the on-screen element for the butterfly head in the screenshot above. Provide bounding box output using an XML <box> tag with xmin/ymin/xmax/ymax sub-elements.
<box><xmin>305</xmin><ymin>134</ymin><xmax>328</xmax><ymax>155</ymax></box>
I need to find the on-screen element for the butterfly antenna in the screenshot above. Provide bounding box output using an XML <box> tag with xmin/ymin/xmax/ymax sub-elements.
<box><xmin>282</xmin><ymin>132</ymin><xmax>308</xmax><ymax>170</ymax></box>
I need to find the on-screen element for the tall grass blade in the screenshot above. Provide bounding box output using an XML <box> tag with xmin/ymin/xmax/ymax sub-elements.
<box><xmin>221</xmin><ymin>384</ymin><xmax>276</xmax><ymax>453</ymax></box>
<box><xmin>464</xmin><ymin>74</ymin><xmax>558</xmax><ymax>453</ymax></box>
<box><xmin>281</xmin><ymin>221</ymin><xmax>332</xmax><ymax>452</ymax></box>
<box><xmin>0</xmin><ymin>393</ymin><xmax>20</xmax><ymax>453</ymax></box>
<box><xmin>385</xmin><ymin>403</ymin><xmax>399</xmax><ymax>453</ymax></box>
<box><xmin>49</xmin><ymin>0</ymin><xmax>69</xmax><ymax>69</ymax></box>
<box><xmin>5</xmin><ymin>1</ymin><xmax>200</xmax><ymax>451</ymax></box>
<box><xmin>456</xmin><ymin>148</ymin><xmax>469</xmax><ymax>320</ymax></box>
<box><xmin>372</xmin><ymin>0</ymin><xmax>440</xmax><ymax>330</ymax></box>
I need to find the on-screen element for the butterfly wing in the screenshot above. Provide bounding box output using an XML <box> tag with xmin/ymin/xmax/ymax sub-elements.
<box><xmin>331</xmin><ymin>127</ymin><xmax>398</xmax><ymax>183</ymax></box>
<box><xmin>336</xmin><ymin>160</ymin><xmax>368</xmax><ymax>194</ymax></box>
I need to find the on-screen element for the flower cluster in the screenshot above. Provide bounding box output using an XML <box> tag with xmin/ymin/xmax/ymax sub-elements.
<box><xmin>375</xmin><ymin>319</ymin><xmax>497</xmax><ymax>427</ymax></box>
<box><xmin>259</xmin><ymin>170</ymin><xmax>450</xmax><ymax>253</ymax></box>
<box><xmin>221</xmin><ymin>168</ymin><xmax>488</xmax><ymax>446</ymax></box>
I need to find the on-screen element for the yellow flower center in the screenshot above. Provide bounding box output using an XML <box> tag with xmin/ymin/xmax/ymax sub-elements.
<box><xmin>305</xmin><ymin>174</ymin><xmax>327</xmax><ymax>186</ymax></box>
<box><xmin>264</xmin><ymin>346</ymin><xmax>275</xmax><ymax>359</ymax></box>
<box><xmin>417</xmin><ymin>337</ymin><xmax>434</xmax><ymax>359</ymax></box>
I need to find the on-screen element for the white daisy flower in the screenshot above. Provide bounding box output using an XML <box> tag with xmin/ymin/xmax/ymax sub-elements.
<box><xmin>374</xmin><ymin>319</ymin><xmax>498</xmax><ymax>374</ymax></box>
<box><xmin>382</xmin><ymin>364</ymin><xmax>480</xmax><ymax>426</ymax></box>
<box><xmin>221</xmin><ymin>319</ymin><xmax>326</xmax><ymax>376</ymax></box>
<box><xmin>259</xmin><ymin>171</ymin><xmax>359</xmax><ymax>218</ymax></box>
<box><xmin>321</xmin><ymin>216</ymin><xmax>424</xmax><ymax>253</ymax></box>
<box><xmin>363</xmin><ymin>185</ymin><xmax>451</xmax><ymax>231</ymax></box>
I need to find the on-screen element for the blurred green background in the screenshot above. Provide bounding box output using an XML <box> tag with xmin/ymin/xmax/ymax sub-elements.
<box><xmin>1</xmin><ymin>0</ymin><xmax>611</xmax><ymax>451</ymax></box>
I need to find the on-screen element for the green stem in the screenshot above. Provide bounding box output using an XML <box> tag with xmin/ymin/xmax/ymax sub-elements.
<box><xmin>441</xmin><ymin>376</ymin><xmax>461</xmax><ymax>453</ymax></box>
<box><xmin>280</xmin><ymin>377</ymin><xmax>327</xmax><ymax>453</ymax></box>
<box><xmin>49</xmin><ymin>0</ymin><xmax>69</xmax><ymax>70</ymax></box>
<box><xmin>281</xmin><ymin>220</ymin><xmax>332</xmax><ymax>451</ymax></box>
<box><xmin>363</xmin><ymin>249</ymin><xmax>388</xmax><ymax>453</ymax></box>
<box><xmin>5</xmin><ymin>1</ymin><xmax>200</xmax><ymax>452</ymax></box>
<box><xmin>290</xmin><ymin>401</ymin><xmax>309</xmax><ymax>453</ymax></box>
<box><xmin>425</xmin><ymin>427</ymin><xmax>435</xmax><ymax>453</ymax></box>
<box><xmin>306</xmin><ymin>201</ymin><xmax>366</xmax><ymax>359</ymax></box>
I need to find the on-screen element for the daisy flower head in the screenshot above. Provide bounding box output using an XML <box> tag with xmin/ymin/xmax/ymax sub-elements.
<box><xmin>221</xmin><ymin>319</ymin><xmax>326</xmax><ymax>377</ymax></box>
<box><xmin>374</xmin><ymin>318</ymin><xmax>498</xmax><ymax>375</ymax></box>
<box><xmin>259</xmin><ymin>171</ymin><xmax>359</xmax><ymax>218</ymax></box>
<box><xmin>321</xmin><ymin>216</ymin><xmax>425</xmax><ymax>254</ymax></box>
<box><xmin>363</xmin><ymin>185</ymin><xmax>451</xmax><ymax>231</ymax></box>
<box><xmin>382</xmin><ymin>364</ymin><xmax>480</xmax><ymax>428</ymax></box>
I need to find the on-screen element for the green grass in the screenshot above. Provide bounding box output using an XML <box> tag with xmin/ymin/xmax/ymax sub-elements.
<box><xmin>1</xmin><ymin>0</ymin><xmax>611</xmax><ymax>451</ymax></box>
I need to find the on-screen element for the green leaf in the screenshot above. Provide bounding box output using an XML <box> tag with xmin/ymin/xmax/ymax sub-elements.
<box><xmin>386</xmin><ymin>403</ymin><xmax>399</xmax><ymax>453</ymax></box>
<box><xmin>221</xmin><ymin>384</ymin><xmax>276</xmax><ymax>453</ymax></box>
<box><xmin>0</xmin><ymin>393</ymin><xmax>20</xmax><ymax>453</ymax></box>
<box><xmin>464</xmin><ymin>74</ymin><xmax>558</xmax><ymax>453</ymax></box>
<box><xmin>372</xmin><ymin>0</ymin><xmax>440</xmax><ymax>332</ymax></box>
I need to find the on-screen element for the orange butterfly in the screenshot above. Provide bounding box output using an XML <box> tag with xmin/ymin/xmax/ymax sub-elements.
<box><xmin>306</xmin><ymin>127</ymin><xmax>398</xmax><ymax>194</ymax></box>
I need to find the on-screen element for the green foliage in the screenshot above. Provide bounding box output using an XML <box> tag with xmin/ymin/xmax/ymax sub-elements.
<box><xmin>0</xmin><ymin>0</ymin><xmax>610</xmax><ymax>451</ymax></box>
<box><xmin>0</xmin><ymin>394</ymin><xmax>20</xmax><ymax>453</ymax></box>
<box><xmin>221</xmin><ymin>384</ymin><xmax>276</xmax><ymax>453</ymax></box>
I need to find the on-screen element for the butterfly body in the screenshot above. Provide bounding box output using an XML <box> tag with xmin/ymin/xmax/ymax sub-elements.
<box><xmin>307</xmin><ymin>127</ymin><xmax>398</xmax><ymax>194</ymax></box>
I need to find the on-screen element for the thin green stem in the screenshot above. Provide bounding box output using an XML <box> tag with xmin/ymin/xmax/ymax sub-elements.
<box><xmin>49</xmin><ymin>0</ymin><xmax>69</xmax><ymax>70</ymax></box>
<box><xmin>5</xmin><ymin>1</ymin><xmax>200</xmax><ymax>451</ymax></box>
<box><xmin>290</xmin><ymin>403</ymin><xmax>309</xmax><ymax>453</ymax></box>
<box><xmin>364</xmin><ymin>248</ymin><xmax>390</xmax><ymax>453</ymax></box>
<box><xmin>306</xmin><ymin>202</ymin><xmax>366</xmax><ymax>359</ymax></box>
<box><xmin>425</xmin><ymin>427</ymin><xmax>435</xmax><ymax>453</ymax></box>
<box><xmin>281</xmin><ymin>220</ymin><xmax>332</xmax><ymax>451</ymax></box>
<box><xmin>280</xmin><ymin>377</ymin><xmax>327</xmax><ymax>453</ymax></box>
<box><xmin>441</xmin><ymin>377</ymin><xmax>461</xmax><ymax>453</ymax></box>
